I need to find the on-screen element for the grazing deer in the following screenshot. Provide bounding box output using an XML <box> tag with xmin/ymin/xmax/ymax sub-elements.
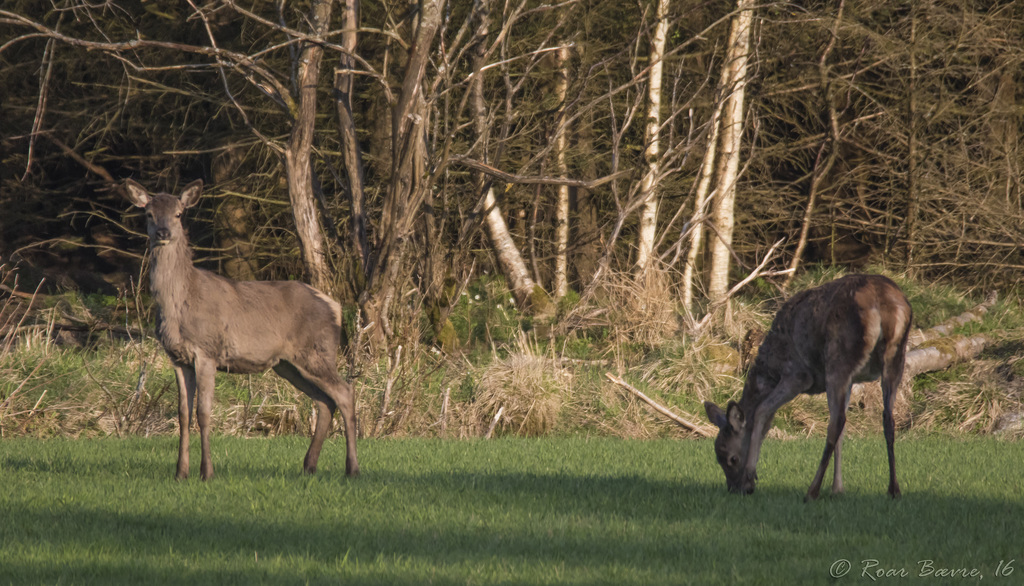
<box><xmin>704</xmin><ymin>274</ymin><xmax>911</xmax><ymax>500</ymax></box>
<box><xmin>124</xmin><ymin>179</ymin><xmax>358</xmax><ymax>480</ymax></box>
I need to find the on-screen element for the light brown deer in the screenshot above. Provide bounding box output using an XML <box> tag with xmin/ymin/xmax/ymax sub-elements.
<box><xmin>125</xmin><ymin>179</ymin><xmax>358</xmax><ymax>480</ymax></box>
<box><xmin>704</xmin><ymin>274</ymin><xmax>911</xmax><ymax>500</ymax></box>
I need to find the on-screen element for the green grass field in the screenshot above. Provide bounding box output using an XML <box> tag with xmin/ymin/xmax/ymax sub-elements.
<box><xmin>0</xmin><ymin>436</ymin><xmax>1021</xmax><ymax>585</ymax></box>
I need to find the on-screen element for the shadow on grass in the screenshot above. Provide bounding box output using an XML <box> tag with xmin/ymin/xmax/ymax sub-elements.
<box><xmin>1</xmin><ymin>438</ymin><xmax>1021</xmax><ymax>584</ymax></box>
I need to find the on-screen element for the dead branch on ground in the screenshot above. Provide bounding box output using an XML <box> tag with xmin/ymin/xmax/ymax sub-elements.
<box><xmin>605</xmin><ymin>373</ymin><xmax>714</xmax><ymax>437</ymax></box>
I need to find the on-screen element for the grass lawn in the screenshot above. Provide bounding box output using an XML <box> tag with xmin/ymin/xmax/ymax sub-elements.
<box><xmin>0</xmin><ymin>435</ymin><xmax>1021</xmax><ymax>584</ymax></box>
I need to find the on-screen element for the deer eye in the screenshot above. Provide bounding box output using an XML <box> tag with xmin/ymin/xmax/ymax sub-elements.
<box><xmin>175</xmin><ymin>212</ymin><xmax>182</xmax><ymax>218</ymax></box>
<box><xmin>728</xmin><ymin>456</ymin><xmax>739</xmax><ymax>467</ymax></box>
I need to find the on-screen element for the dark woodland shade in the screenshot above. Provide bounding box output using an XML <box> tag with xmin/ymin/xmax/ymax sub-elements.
<box><xmin>1</xmin><ymin>1</ymin><xmax>1022</xmax><ymax>314</ymax></box>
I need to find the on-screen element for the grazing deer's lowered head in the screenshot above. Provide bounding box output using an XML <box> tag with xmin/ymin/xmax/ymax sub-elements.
<box><xmin>124</xmin><ymin>179</ymin><xmax>358</xmax><ymax>481</ymax></box>
<box><xmin>704</xmin><ymin>274</ymin><xmax>912</xmax><ymax>500</ymax></box>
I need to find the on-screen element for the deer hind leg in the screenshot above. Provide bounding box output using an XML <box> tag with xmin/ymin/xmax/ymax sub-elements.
<box><xmin>173</xmin><ymin>365</ymin><xmax>197</xmax><ymax>480</ymax></box>
<box><xmin>194</xmin><ymin>357</ymin><xmax>217</xmax><ymax>481</ymax></box>
<box><xmin>881</xmin><ymin>345</ymin><xmax>906</xmax><ymax>499</ymax></box>
<box><xmin>308</xmin><ymin>372</ymin><xmax>359</xmax><ymax>478</ymax></box>
<box><xmin>273</xmin><ymin>361</ymin><xmax>349</xmax><ymax>476</ymax></box>
<box><xmin>331</xmin><ymin>378</ymin><xmax>359</xmax><ymax>477</ymax></box>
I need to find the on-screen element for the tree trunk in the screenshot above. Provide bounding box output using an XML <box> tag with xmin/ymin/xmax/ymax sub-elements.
<box><xmin>571</xmin><ymin>110</ymin><xmax>602</xmax><ymax>287</ymax></box>
<box><xmin>784</xmin><ymin>0</ymin><xmax>844</xmax><ymax>288</ymax></box>
<box><xmin>681</xmin><ymin>88</ymin><xmax>725</xmax><ymax>313</ymax></box>
<box><xmin>904</xmin><ymin>3</ymin><xmax>919</xmax><ymax>271</ymax></box>
<box><xmin>211</xmin><ymin>144</ymin><xmax>255</xmax><ymax>281</ymax></box>
<box><xmin>285</xmin><ymin>0</ymin><xmax>334</xmax><ymax>294</ymax></box>
<box><xmin>707</xmin><ymin>0</ymin><xmax>754</xmax><ymax>303</ymax></box>
<box><xmin>361</xmin><ymin>0</ymin><xmax>444</xmax><ymax>344</ymax></box>
<box><xmin>635</xmin><ymin>0</ymin><xmax>670</xmax><ymax>273</ymax></box>
<box><xmin>466</xmin><ymin>0</ymin><xmax>552</xmax><ymax>316</ymax></box>
<box><xmin>484</xmin><ymin>186</ymin><xmax>545</xmax><ymax>307</ymax></box>
<box><xmin>552</xmin><ymin>46</ymin><xmax>571</xmax><ymax>299</ymax></box>
<box><xmin>335</xmin><ymin>0</ymin><xmax>368</xmax><ymax>273</ymax></box>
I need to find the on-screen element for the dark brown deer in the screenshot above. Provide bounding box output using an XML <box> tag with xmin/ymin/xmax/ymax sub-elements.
<box><xmin>704</xmin><ymin>274</ymin><xmax>911</xmax><ymax>500</ymax></box>
<box><xmin>124</xmin><ymin>179</ymin><xmax>358</xmax><ymax>480</ymax></box>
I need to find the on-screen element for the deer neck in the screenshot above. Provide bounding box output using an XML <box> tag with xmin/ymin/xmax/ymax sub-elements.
<box><xmin>148</xmin><ymin>237</ymin><xmax>198</xmax><ymax>319</ymax></box>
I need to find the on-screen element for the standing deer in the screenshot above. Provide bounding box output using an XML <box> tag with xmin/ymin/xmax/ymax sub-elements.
<box><xmin>703</xmin><ymin>274</ymin><xmax>911</xmax><ymax>500</ymax></box>
<box><xmin>124</xmin><ymin>179</ymin><xmax>358</xmax><ymax>480</ymax></box>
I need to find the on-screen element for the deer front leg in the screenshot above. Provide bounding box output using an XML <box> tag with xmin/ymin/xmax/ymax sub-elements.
<box><xmin>832</xmin><ymin>428</ymin><xmax>845</xmax><ymax>495</ymax></box>
<box><xmin>194</xmin><ymin>357</ymin><xmax>217</xmax><ymax>481</ymax></box>
<box><xmin>806</xmin><ymin>377</ymin><xmax>853</xmax><ymax>502</ymax></box>
<box><xmin>743</xmin><ymin>373</ymin><xmax>809</xmax><ymax>493</ymax></box>
<box><xmin>806</xmin><ymin>411</ymin><xmax>846</xmax><ymax>502</ymax></box>
<box><xmin>830</xmin><ymin>385</ymin><xmax>853</xmax><ymax>496</ymax></box>
<box><xmin>173</xmin><ymin>365</ymin><xmax>197</xmax><ymax>480</ymax></box>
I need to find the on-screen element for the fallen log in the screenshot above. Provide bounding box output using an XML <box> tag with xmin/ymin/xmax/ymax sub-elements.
<box><xmin>850</xmin><ymin>333</ymin><xmax>993</xmax><ymax>411</ymax></box>
<box><xmin>610</xmin><ymin>292</ymin><xmax>1001</xmax><ymax>435</ymax></box>
<box><xmin>605</xmin><ymin>373</ymin><xmax>714</xmax><ymax>437</ymax></box>
<box><xmin>907</xmin><ymin>291</ymin><xmax>997</xmax><ymax>348</ymax></box>
<box><xmin>903</xmin><ymin>334</ymin><xmax>991</xmax><ymax>378</ymax></box>
<box><xmin>615</xmin><ymin>331</ymin><xmax>997</xmax><ymax>436</ymax></box>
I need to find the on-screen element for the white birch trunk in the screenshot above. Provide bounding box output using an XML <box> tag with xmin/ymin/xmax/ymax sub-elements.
<box><xmin>484</xmin><ymin>186</ymin><xmax>539</xmax><ymax>304</ymax></box>
<box><xmin>707</xmin><ymin>0</ymin><xmax>754</xmax><ymax>303</ymax></box>
<box><xmin>681</xmin><ymin>97</ymin><xmax>725</xmax><ymax>312</ymax></box>
<box><xmin>552</xmin><ymin>47</ymin><xmax>571</xmax><ymax>299</ymax></box>
<box><xmin>467</xmin><ymin>0</ymin><xmax>541</xmax><ymax>309</ymax></box>
<box><xmin>635</xmin><ymin>0</ymin><xmax>670</xmax><ymax>273</ymax></box>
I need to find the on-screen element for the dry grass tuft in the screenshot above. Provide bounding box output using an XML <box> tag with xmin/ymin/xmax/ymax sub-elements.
<box><xmin>563</xmin><ymin>265</ymin><xmax>680</xmax><ymax>348</ymax></box>
<box><xmin>911</xmin><ymin>358</ymin><xmax>1024</xmax><ymax>434</ymax></box>
<box><xmin>474</xmin><ymin>334</ymin><xmax>572</xmax><ymax>437</ymax></box>
<box><xmin>636</xmin><ymin>338</ymin><xmax>740</xmax><ymax>404</ymax></box>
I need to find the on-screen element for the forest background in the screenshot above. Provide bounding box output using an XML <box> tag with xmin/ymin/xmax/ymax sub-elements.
<box><xmin>2</xmin><ymin>0</ymin><xmax>1024</xmax><ymax>439</ymax></box>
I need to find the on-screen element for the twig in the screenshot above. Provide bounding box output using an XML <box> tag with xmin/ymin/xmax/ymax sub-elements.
<box><xmin>695</xmin><ymin>239</ymin><xmax>791</xmax><ymax>331</ymax></box>
<box><xmin>22</xmin><ymin>27</ymin><xmax>59</xmax><ymax>181</ymax></box>
<box><xmin>485</xmin><ymin>405</ymin><xmax>505</xmax><ymax>439</ymax></box>
<box><xmin>44</xmin><ymin>135</ymin><xmax>115</xmax><ymax>183</ymax></box>
<box><xmin>17</xmin><ymin>389</ymin><xmax>48</xmax><ymax>434</ymax></box>
<box><xmin>439</xmin><ymin>387</ymin><xmax>450</xmax><ymax>436</ymax></box>
<box><xmin>0</xmin><ymin>283</ymin><xmax>38</xmax><ymax>300</ymax></box>
<box><xmin>0</xmin><ymin>360</ymin><xmax>45</xmax><ymax>417</ymax></box>
<box><xmin>604</xmin><ymin>373</ymin><xmax>713</xmax><ymax>437</ymax></box>
<box><xmin>450</xmin><ymin>154</ymin><xmax>628</xmax><ymax>189</ymax></box>
<box><xmin>375</xmin><ymin>344</ymin><xmax>402</xmax><ymax>436</ymax></box>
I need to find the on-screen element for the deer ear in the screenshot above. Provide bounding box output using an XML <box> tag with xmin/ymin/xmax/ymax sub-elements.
<box><xmin>123</xmin><ymin>180</ymin><xmax>150</xmax><ymax>208</ymax></box>
<box><xmin>704</xmin><ymin>401</ymin><xmax>729</xmax><ymax>430</ymax></box>
<box><xmin>726</xmin><ymin>401</ymin><xmax>745</xmax><ymax>433</ymax></box>
<box><xmin>179</xmin><ymin>179</ymin><xmax>204</xmax><ymax>208</ymax></box>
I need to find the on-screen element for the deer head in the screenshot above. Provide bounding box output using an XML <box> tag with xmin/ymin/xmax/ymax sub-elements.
<box><xmin>124</xmin><ymin>179</ymin><xmax>203</xmax><ymax>248</ymax></box>
<box><xmin>704</xmin><ymin>399</ymin><xmax>753</xmax><ymax>494</ymax></box>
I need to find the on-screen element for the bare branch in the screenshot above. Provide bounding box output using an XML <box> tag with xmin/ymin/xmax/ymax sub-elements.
<box><xmin>449</xmin><ymin>155</ymin><xmax>628</xmax><ymax>190</ymax></box>
<box><xmin>605</xmin><ymin>373</ymin><xmax>714</xmax><ymax>437</ymax></box>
